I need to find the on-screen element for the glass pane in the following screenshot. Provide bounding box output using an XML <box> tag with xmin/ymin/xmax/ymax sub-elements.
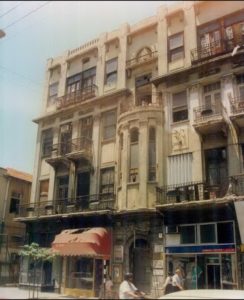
<box><xmin>200</xmin><ymin>224</ymin><xmax>216</xmax><ymax>243</ymax></box>
<box><xmin>172</xmin><ymin>91</ymin><xmax>187</xmax><ymax>107</ymax></box>
<box><xmin>106</xmin><ymin>58</ymin><xmax>118</xmax><ymax>73</ymax></box>
<box><xmin>180</xmin><ymin>226</ymin><xmax>195</xmax><ymax>244</ymax></box>
<box><xmin>217</xmin><ymin>222</ymin><xmax>234</xmax><ymax>243</ymax></box>
<box><xmin>130</xmin><ymin>143</ymin><xmax>139</xmax><ymax>169</ymax></box>
<box><xmin>169</xmin><ymin>33</ymin><xmax>183</xmax><ymax>50</ymax></box>
<box><xmin>170</xmin><ymin>47</ymin><xmax>184</xmax><ymax>61</ymax></box>
<box><xmin>106</xmin><ymin>72</ymin><xmax>117</xmax><ymax>84</ymax></box>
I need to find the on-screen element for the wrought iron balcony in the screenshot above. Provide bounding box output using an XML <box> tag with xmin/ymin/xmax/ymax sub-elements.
<box><xmin>16</xmin><ymin>193</ymin><xmax>115</xmax><ymax>218</ymax></box>
<box><xmin>56</xmin><ymin>85</ymin><xmax>98</xmax><ymax>109</ymax></box>
<box><xmin>46</xmin><ymin>137</ymin><xmax>93</xmax><ymax>166</ymax></box>
<box><xmin>126</xmin><ymin>51</ymin><xmax>158</xmax><ymax>69</ymax></box>
<box><xmin>156</xmin><ymin>180</ymin><xmax>229</xmax><ymax>206</ymax></box>
<box><xmin>230</xmin><ymin>96</ymin><xmax>244</xmax><ymax>115</ymax></box>
<box><xmin>194</xmin><ymin>103</ymin><xmax>223</xmax><ymax>122</ymax></box>
<box><xmin>191</xmin><ymin>35</ymin><xmax>244</xmax><ymax>64</ymax></box>
<box><xmin>230</xmin><ymin>174</ymin><xmax>244</xmax><ymax>196</ymax></box>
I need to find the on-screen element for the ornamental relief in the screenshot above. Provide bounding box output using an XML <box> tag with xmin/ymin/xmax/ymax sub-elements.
<box><xmin>172</xmin><ymin>127</ymin><xmax>189</xmax><ymax>151</ymax></box>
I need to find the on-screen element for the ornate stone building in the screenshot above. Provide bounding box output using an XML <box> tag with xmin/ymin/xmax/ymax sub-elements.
<box><xmin>15</xmin><ymin>1</ymin><xmax>244</xmax><ymax>297</ymax></box>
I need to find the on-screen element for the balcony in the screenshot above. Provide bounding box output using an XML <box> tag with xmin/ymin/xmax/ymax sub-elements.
<box><xmin>45</xmin><ymin>137</ymin><xmax>93</xmax><ymax>167</ymax></box>
<box><xmin>193</xmin><ymin>103</ymin><xmax>227</xmax><ymax>135</ymax></box>
<box><xmin>230</xmin><ymin>173</ymin><xmax>244</xmax><ymax>196</ymax></box>
<box><xmin>56</xmin><ymin>85</ymin><xmax>98</xmax><ymax>109</ymax></box>
<box><xmin>156</xmin><ymin>180</ymin><xmax>229</xmax><ymax>206</ymax></box>
<box><xmin>191</xmin><ymin>35</ymin><xmax>244</xmax><ymax>65</ymax></box>
<box><xmin>230</xmin><ymin>96</ymin><xmax>244</xmax><ymax>128</ymax></box>
<box><xmin>126</xmin><ymin>51</ymin><xmax>158</xmax><ymax>69</ymax></box>
<box><xmin>16</xmin><ymin>193</ymin><xmax>115</xmax><ymax>219</ymax></box>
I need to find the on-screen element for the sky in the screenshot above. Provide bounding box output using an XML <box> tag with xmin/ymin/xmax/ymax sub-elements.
<box><xmin>0</xmin><ymin>1</ymin><xmax>176</xmax><ymax>174</ymax></box>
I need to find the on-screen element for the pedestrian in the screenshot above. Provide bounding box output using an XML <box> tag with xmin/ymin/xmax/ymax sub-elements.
<box><xmin>172</xmin><ymin>268</ymin><xmax>184</xmax><ymax>292</ymax></box>
<box><xmin>163</xmin><ymin>272</ymin><xmax>174</xmax><ymax>295</ymax></box>
<box><xmin>104</xmin><ymin>275</ymin><xmax>117</xmax><ymax>299</ymax></box>
<box><xmin>119</xmin><ymin>272</ymin><xmax>146</xmax><ymax>299</ymax></box>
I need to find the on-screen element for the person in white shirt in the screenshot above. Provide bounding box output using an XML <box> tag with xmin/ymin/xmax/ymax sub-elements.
<box><xmin>119</xmin><ymin>273</ymin><xmax>146</xmax><ymax>299</ymax></box>
<box><xmin>172</xmin><ymin>268</ymin><xmax>184</xmax><ymax>292</ymax></box>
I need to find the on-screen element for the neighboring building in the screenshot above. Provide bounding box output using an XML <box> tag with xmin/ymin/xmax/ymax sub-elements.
<box><xmin>0</xmin><ymin>167</ymin><xmax>32</xmax><ymax>284</ymax></box>
<box><xmin>14</xmin><ymin>1</ymin><xmax>244</xmax><ymax>297</ymax></box>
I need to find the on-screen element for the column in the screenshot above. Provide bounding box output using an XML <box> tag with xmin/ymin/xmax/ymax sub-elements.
<box><xmin>157</xmin><ymin>5</ymin><xmax>168</xmax><ymax>75</ymax></box>
<box><xmin>118</xmin><ymin>23</ymin><xmax>129</xmax><ymax>89</ymax></box>
<box><xmin>58</xmin><ymin>51</ymin><xmax>69</xmax><ymax>97</ymax></box>
<box><xmin>139</xmin><ymin>120</ymin><xmax>148</xmax><ymax>208</ymax></box>
<box><xmin>120</xmin><ymin>124</ymin><xmax>129</xmax><ymax>210</ymax></box>
<box><xmin>96</xmin><ymin>33</ymin><xmax>107</xmax><ymax>95</ymax></box>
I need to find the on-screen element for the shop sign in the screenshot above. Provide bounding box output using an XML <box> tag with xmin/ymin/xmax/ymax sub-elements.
<box><xmin>166</xmin><ymin>244</ymin><xmax>235</xmax><ymax>254</ymax></box>
<box><xmin>114</xmin><ymin>245</ymin><xmax>123</xmax><ymax>262</ymax></box>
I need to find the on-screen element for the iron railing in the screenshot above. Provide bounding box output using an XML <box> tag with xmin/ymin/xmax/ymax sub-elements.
<box><xmin>16</xmin><ymin>193</ymin><xmax>115</xmax><ymax>218</ymax></box>
<box><xmin>126</xmin><ymin>51</ymin><xmax>158</xmax><ymax>68</ymax></box>
<box><xmin>156</xmin><ymin>179</ymin><xmax>230</xmax><ymax>205</ymax></box>
<box><xmin>51</xmin><ymin>137</ymin><xmax>93</xmax><ymax>157</ymax></box>
<box><xmin>230</xmin><ymin>174</ymin><xmax>244</xmax><ymax>196</ymax></box>
<box><xmin>230</xmin><ymin>96</ymin><xmax>244</xmax><ymax>115</ymax></box>
<box><xmin>193</xmin><ymin>103</ymin><xmax>224</xmax><ymax>123</ymax></box>
<box><xmin>191</xmin><ymin>35</ymin><xmax>244</xmax><ymax>64</ymax></box>
<box><xmin>56</xmin><ymin>85</ymin><xmax>98</xmax><ymax>109</ymax></box>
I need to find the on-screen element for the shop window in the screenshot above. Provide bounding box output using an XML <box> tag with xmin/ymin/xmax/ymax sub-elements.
<box><xmin>105</xmin><ymin>58</ymin><xmax>118</xmax><ymax>85</ymax></box>
<box><xmin>129</xmin><ymin>128</ymin><xmax>139</xmax><ymax>182</ymax></box>
<box><xmin>217</xmin><ymin>222</ymin><xmax>234</xmax><ymax>243</ymax></box>
<box><xmin>148</xmin><ymin>127</ymin><xmax>156</xmax><ymax>181</ymax></box>
<box><xmin>172</xmin><ymin>91</ymin><xmax>188</xmax><ymax>122</ymax></box>
<box><xmin>180</xmin><ymin>225</ymin><xmax>196</xmax><ymax>244</ymax></box>
<box><xmin>100</xmin><ymin>167</ymin><xmax>114</xmax><ymax>194</ymax></box>
<box><xmin>9</xmin><ymin>192</ymin><xmax>21</xmax><ymax>214</ymax></box>
<box><xmin>168</xmin><ymin>32</ymin><xmax>184</xmax><ymax>62</ymax></box>
<box><xmin>200</xmin><ymin>223</ymin><xmax>216</xmax><ymax>243</ymax></box>
<box><xmin>48</xmin><ymin>82</ymin><xmax>58</xmax><ymax>106</ymax></box>
<box><xmin>102</xmin><ymin>110</ymin><xmax>116</xmax><ymax>140</ymax></box>
<box><xmin>42</xmin><ymin>128</ymin><xmax>53</xmax><ymax>157</ymax></box>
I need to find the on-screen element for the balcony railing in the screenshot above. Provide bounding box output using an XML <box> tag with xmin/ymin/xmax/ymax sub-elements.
<box><xmin>191</xmin><ymin>35</ymin><xmax>244</xmax><ymax>64</ymax></box>
<box><xmin>193</xmin><ymin>103</ymin><xmax>224</xmax><ymax>123</ymax></box>
<box><xmin>230</xmin><ymin>96</ymin><xmax>244</xmax><ymax>115</ymax></box>
<box><xmin>56</xmin><ymin>85</ymin><xmax>98</xmax><ymax>109</ymax></box>
<box><xmin>156</xmin><ymin>180</ymin><xmax>229</xmax><ymax>205</ymax></box>
<box><xmin>51</xmin><ymin>137</ymin><xmax>93</xmax><ymax>157</ymax></box>
<box><xmin>230</xmin><ymin>174</ymin><xmax>244</xmax><ymax>196</ymax></box>
<box><xmin>16</xmin><ymin>193</ymin><xmax>115</xmax><ymax>218</ymax></box>
<box><xmin>126</xmin><ymin>51</ymin><xmax>158</xmax><ymax>68</ymax></box>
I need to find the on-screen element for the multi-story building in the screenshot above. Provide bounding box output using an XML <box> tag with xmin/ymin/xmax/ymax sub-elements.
<box><xmin>15</xmin><ymin>1</ymin><xmax>244</xmax><ymax>297</ymax></box>
<box><xmin>0</xmin><ymin>167</ymin><xmax>32</xmax><ymax>285</ymax></box>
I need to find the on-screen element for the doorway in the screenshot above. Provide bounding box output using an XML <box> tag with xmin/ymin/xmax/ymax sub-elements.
<box><xmin>206</xmin><ymin>264</ymin><xmax>221</xmax><ymax>289</ymax></box>
<box><xmin>76</xmin><ymin>172</ymin><xmax>90</xmax><ymax>209</ymax></box>
<box><xmin>129</xmin><ymin>239</ymin><xmax>151</xmax><ymax>293</ymax></box>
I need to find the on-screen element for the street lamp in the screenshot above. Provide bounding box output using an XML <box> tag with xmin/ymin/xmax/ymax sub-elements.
<box><xmin>0</xmin><ymin>29</ymin><xmax>6</xmax><ymax>39</ymax></box>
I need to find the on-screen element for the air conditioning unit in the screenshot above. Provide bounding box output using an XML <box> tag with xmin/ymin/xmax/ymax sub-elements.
<box><xmin>166</xmin><ymin>225</ymin><xmax>179</xmax><ymax>234</ymax></box>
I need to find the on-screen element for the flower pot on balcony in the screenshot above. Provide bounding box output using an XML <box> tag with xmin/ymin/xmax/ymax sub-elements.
<box><xmin>26</xmin><ymin>206</ymin><xmax>35</xmax><ymax>217</ymax></box>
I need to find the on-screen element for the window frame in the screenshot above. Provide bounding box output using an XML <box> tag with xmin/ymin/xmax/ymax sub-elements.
<box><xmin>102</xmin><ymin>110</ymin><xmax>116</xmax><ymax>140</ymax></box>
<box><xmin>172</xmin><ymin>90</ymin><xmax>188</xmax><ymax>123</ymax></box>
<box><xmin>100</xmin><ymin>167</ymin><xmax>115</xmax><ymax>195</ymax></box>
<box><xmin>105</xmin><ymin>57</ymin><xmax>118</xmax><ymax>85</ymax></box>
<box><xmin>41</xmin><ymin>128</ymin><xmax>53</xmax><ymax>157</ymax></box>
<box><xmin>168</xmin><ymin>32</ymin><xmax>184</xmax><ymax>62</ymax></box>
<box><xmin>48</xmin><ymin>82</ymin><xmax>59</xmax><ymax>106</ymax></box>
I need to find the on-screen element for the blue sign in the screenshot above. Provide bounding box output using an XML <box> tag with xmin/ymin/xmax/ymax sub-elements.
<box><xmin>166</xmin><ymin>244</ymin><xmax>235</xmax><ymax>254</ymax></box>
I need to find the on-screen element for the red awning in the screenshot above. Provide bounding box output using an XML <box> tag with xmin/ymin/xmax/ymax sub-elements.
<box><xmin>51</xmin><ymin>227</ymin><xmax>111</xmax><ymax>259</ymax></box>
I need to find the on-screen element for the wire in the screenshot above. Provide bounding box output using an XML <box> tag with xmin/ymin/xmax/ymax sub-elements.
<box><xmin>0</xmin><ymin>2</ymin><xmax>22</xmax><ymax>19</ymax></box>
<box><xmin>2</xmin><ymin>1</ymin><xmax>51</xmax><ymax>31</ymax></box>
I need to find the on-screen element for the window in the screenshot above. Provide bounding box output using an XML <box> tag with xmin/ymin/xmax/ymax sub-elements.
<box><xmin>148</xmin><ymin>127</ymin><xmax>156</xmax><ymax>181</ymax></box>
<box><xmin>217</xmin><ymin>222</ymin><xmax>234</xmax><ymax>243</ymax></box>
<box><xmin>237</xmin><ymin>74</ymin><xmax>244</xmax><ymax>100</ymax></box>
<box><xmin>129</xmin><ymin>128</ymin><xmax>139</xmax><ymax>182</ymax></box>
<box><xmin>48</xmin><ymin>82</ymin><xmax>58</xmax><ymax>106</ymax></box>
<box><xmin>82</xmin><ymin>67</ymin><xmax>96</xmax><ymax>90</ymax></box>
<box><xmin>103</xmin><ymin>110</ymin><xmax>116</xmax><ymax>140</ymax></box>
<box><xmin>80</xmin><ymin>116</ymin><xmax>93</xmax><ymax>139</ymax></box>
<box><xmin>105</xmin><ymin>58</ymin><xmax>118</xmax><ymax>85</ymax></box>
<box><xmin>168</xmin><ymin>32</ymin><xmax>184</xmax><ymax>62</ymax></box>
<box><xmin>203</xmin><ymin>82</ymin><xmax>221</xmax><ymax>112</ymax></box>
<box><xmin>39</xmin><ymin>180</ymin><xmax>49</xmax><ymax>202</ymax></box>
<box><xmin>66</xmin><ymin>73</ymin><xmax>82</xmax><ymax>94</ymax></box>
<box><xmin>135</xmin><ymin>73</ymin><xmax>151</xmax><ymax>88</ymax></box>
<box><xmin>60</xmin><ymin>123</ymin><xmax>72</xmax><ymax>155</ymax></box>
<box><xmin>9</xmin><ymin>192</ymin><xmax>21</xmax><ymax>214</ymax></box>
<box><xmin>200</xmin><ymin>223</ymin><xmax>216</xmax><ymax>243</ymax></box>
<box><xmin>100</xmin><ymin>168</ymin><xmax>114</xmax><ymax>194</ymax></box>
<box><xmin>42</xmin><ymin>129</ymin><xmax>53</xmax><ymax>157</ymax></box>
<box><xmin>172</xmin><ymin>91</ymin><xmax>188</xmax><ymax>122</ymax></box>
<box><xmin>57</xmin><ymin>175</ymin><xmax>69</xmax><ymax>202</ymax></box>
<box><xmin>180</xmin><ymin>225</ymin><xmax>195</xmax><ymax>244</ymax></box>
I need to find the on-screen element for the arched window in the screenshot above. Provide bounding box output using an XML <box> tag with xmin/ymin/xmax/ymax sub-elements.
<box><xmin>148</xmin><ymin>127</ymin><xmax>156</xmax><ymax>181</ymax></box>
<box><xmin>129</xmin><ymin>128</ymin><xmax>139</xmax><ymax>182</ymax></box>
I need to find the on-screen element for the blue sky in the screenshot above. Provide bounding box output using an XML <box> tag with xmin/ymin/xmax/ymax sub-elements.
<box><xmin>0</xmin><ymin>1</ymin><xmax>175</xmax><ymax>174</ymax></box>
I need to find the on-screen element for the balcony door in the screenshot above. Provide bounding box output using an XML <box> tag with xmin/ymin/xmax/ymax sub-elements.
<box><xmin>76</xmin><ymin>172</ymin><xmax>90</xmax><ymax>209</ymax></box>
<box><xmin>60</xmin><ymin>123</ymin><xmax>72</xmax><ymax>155</ymax></box>
<box><xmin>205</xmin><ymin>148</ymin><xmax>228</xmax><ymax>196</ymax></box>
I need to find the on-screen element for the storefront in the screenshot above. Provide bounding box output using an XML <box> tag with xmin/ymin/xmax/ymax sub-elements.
<box><xmin>165</xmin><ymin>220</ymin><xmax>238</xmax><ymax>290</ymax></box>
<box><xmin>52</xmin><ymin>227</ymin><xmax>112</xmax><ymax>298</ymax></box>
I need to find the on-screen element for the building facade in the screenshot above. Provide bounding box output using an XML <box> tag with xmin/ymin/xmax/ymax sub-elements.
<box><xmin>15</xmin><ymin>1</ymin><xmax>244</xmax><ymax>297</ymax></box>
<box><xmin>0</xmin><ymin>167</ymin><xmax>32</xmax><ymax>284</ymax></box>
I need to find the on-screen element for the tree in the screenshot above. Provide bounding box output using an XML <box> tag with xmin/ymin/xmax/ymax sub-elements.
<box><xmin>19</xmin><ymin>242</ymin><xmax>57</xmax><ymax>299</ymax></box>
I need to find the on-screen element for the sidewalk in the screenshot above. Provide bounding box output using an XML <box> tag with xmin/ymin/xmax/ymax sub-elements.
<box><xmin>0</xmin><ymin>286</ymin><xmax>79</xmax><ymax>299</ymax></box>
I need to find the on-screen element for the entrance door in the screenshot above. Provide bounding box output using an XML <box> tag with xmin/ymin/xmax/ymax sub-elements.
<box><xmin>77</xmin><ymin>172</ymin><xmax>90</xmax><ymax>209</ymax></box>
<box><xmin>207</xmin><ymin>264</ymin><xmax>221</xmax><ymax>289</ymax></box>
<box><xmin>130</xmin><ymin>239</ymin><xmax>151</xmax><ymax>293</ymax></box>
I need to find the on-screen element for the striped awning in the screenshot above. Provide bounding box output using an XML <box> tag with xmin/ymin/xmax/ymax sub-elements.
<box><xmin>52</xmin><ymin>227</ymin><xmax>111</xmax><ymax>259</ymax></box>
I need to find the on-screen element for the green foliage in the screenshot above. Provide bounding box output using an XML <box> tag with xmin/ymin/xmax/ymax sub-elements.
<box><xmin>19</xmin><ymin>242</ymin><xmax>57</xmax><ymax>263</ymax></box>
